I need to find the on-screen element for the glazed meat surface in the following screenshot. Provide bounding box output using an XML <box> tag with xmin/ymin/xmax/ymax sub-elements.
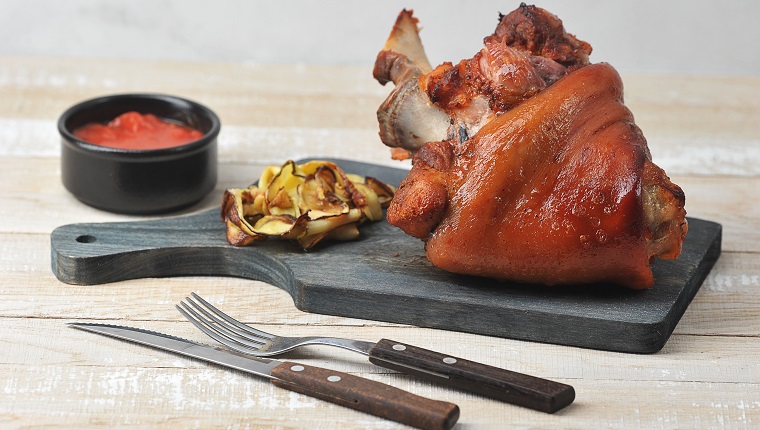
<box><xmin>375</xmin><ymin>5</ymin><xmax>687</xmax><ymax>288</ymax></box>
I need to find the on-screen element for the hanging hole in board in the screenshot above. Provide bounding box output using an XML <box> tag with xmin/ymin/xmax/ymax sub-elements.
<box><xmin>75</xmin><ymin>235</ymin><xmax>97</xmax><ymax>243</ymax></box>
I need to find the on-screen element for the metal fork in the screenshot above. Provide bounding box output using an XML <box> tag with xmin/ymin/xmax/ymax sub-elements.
<box><xmin>176</xmin><ymin>292</ymin><xmax>576</xmax><ymax>413</ymax></box>
<box><xmin>176</xmin><ymin>292</ymin><xmax>375</xmax><ymax>357</ymax></box>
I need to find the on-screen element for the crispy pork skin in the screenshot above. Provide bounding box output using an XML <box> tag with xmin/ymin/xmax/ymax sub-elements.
<box><xmin>376</xmin><ymin>5</ymin><xmax>687</xmax><ymax>288</ymax></box>
<box><xmin>389</xmin><ymin>64</ymin><xmax>686</xmax><ymax>289</ymax></box>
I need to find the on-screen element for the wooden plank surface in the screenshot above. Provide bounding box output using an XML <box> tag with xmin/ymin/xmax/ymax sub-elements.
<box><xmin>1</xmin><ymin>56</ymin><xmax>759</xmax><ymax>429</ymax></box>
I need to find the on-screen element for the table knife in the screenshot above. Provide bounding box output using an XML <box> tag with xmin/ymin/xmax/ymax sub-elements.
<box><xmin>69</xmin><ymin>323</ymin><xmax>459</xmax><ymax>430</ymax></box>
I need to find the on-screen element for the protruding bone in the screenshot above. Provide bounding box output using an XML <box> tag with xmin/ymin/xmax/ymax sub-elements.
<box><xmin>374</xmin><ymin>10</ymin><xmax>450</xmax><ymax>158</ymax></box>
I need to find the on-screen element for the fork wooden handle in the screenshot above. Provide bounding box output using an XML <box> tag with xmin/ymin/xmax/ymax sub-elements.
<box><xmin>368</xmin><ymin>339</ymin><xmax>575</xmax><ymax>413</ymax></box>
<box><xmin>270</xmin><ymin>361</ymin><xmax>459</xmax><ymax>430</ymax></box>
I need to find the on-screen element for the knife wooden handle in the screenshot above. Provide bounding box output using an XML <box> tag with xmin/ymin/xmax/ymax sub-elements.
<box><xmin>270</xmin><ymin>361</ymin><xmax>459</xmax><ymax>430</ymax></box>
<box><xmin>368</xmin><ymin>339</ymin><xmax>575</xmax><ymax>413</ymax></box>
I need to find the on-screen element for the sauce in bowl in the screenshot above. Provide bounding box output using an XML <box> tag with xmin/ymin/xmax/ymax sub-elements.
<box><xmin>73</xmin><ymin>111</ymin><xmax>203</xmax><ymax>150</ymax></box>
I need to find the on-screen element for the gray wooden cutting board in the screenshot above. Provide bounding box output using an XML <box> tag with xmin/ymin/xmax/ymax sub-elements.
<box><xmin>51</xmin><ymin>159</ymin><xmax>721</xmax><ymax>353</ymax></box>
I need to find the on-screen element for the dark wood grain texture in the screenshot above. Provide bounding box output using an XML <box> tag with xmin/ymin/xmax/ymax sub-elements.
<box><xmin>270</xmin><ymin>361</ymin><xmax>460</xmax><ymax>430</ymax></box>
<box><xmin>50</xmin><ymin>159</ymin><xmax>722</xmax><ymax>354</ymax></box>
<box><xmin>368</xmin><ymin>339</ymin><xmax>574</xmax><ymax>413</ymax></box>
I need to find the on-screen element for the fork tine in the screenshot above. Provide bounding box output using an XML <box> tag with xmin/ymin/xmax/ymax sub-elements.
<box><xmin>179</xmin><ymin>294</ymin><xmax>376</xmax><ymax>358</ymax></box>
<box><xmin>179</xmin><ymin>300</ymin><xmax>270</xmax><ymax>351</ymax></box>
<box><xmin>191</xmin><ymin>293</ymin><xmax>277</xmax><ymax>341</ymax></box>
<box><xmin>183</xmin><ymin>297</ymin><xmax>269</xmax><ymax>343</ymax></box>
<box><xmin>175</xmin><ymin>303</ymin><xmax>261</xmax><ymax>355</ymax></box>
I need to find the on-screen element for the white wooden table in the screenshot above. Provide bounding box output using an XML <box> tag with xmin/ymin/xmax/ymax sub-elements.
<box><xmin>1</xmin><ymin>56</ymin><xmax>758</xmax><ymax>429</ymax></box>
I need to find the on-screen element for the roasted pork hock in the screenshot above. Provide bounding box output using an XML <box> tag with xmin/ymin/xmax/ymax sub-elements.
<box><xmin>374</xmin><ymin>5</ymin><xmax>687</xmax><ymax>289</ymax></box>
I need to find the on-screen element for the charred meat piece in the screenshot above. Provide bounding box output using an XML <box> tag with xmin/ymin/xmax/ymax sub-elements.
<box><xmin>374</xmin><ymin>4</ymin><xmax>592</xmax><ymax>158</ymax></box>
<box><xmin>486</xmin><ymin>3</ymin><xmax>592</xmax><ymax>68</ymax></box>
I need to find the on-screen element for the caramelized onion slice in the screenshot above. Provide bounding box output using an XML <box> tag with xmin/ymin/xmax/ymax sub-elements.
<box><xmin>222</xmin><ymin>160</ymin><xmax>396</xmax><ymax>250</ymax></box>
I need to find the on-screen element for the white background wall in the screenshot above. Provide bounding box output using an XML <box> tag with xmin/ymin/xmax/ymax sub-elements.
<box><xmin>2</xmin><ymin>0</ymin><xmax>759</xmax><ymax>76</ymax></box>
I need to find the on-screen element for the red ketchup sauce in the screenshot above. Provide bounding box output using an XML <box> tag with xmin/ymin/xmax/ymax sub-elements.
<box><xmin>73</xmin><ymin>111</ymin><xmax>204</xmax><ymax>150</ymax></box>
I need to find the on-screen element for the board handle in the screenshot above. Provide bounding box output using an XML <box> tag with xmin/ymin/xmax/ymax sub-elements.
<box><xmin>49</xmin><ymin>208</ymin><xmax>299</xmax><ymax>289</ymax></box>
<box><xmin>270</xmin><ymin>361</ymin><xmax>459</xmax><ymax>430</ymax></box>
<box><xmin>368</xmin><ymin>339</ymin><xmax>575</xmax><ymax>413</ymax></box>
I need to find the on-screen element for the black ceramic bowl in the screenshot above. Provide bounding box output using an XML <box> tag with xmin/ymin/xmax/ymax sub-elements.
<box><xmin>58</xmin><ymin>93</ymin><xmax>220</xmax><ymax>214</ymax></box>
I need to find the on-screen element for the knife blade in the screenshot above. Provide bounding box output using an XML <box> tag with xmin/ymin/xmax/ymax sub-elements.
<box><xmin>68</xmin><ymin>323</ymin><xmax>459</xmax><ymax>430</ymax></box>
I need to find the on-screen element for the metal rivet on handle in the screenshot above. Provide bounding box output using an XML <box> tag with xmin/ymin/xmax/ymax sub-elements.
<box><xmin>392</xmin><ymin>344</ymin><xmax>406</xmax><ymax>351</ymax></box>
<box><xmin>443</xmin><ymin>357</ymin><xmax>457</xmax><ymax>364</ymax></box>
<box><xmin>327</xmin><ymin>375</ymin><xmax>342</xmax><ymax>382</ymax></box>
<box><xmin>291</xmin><ymin>365</ymin><xmax>305</xmax><ymax>372</ymax></box>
